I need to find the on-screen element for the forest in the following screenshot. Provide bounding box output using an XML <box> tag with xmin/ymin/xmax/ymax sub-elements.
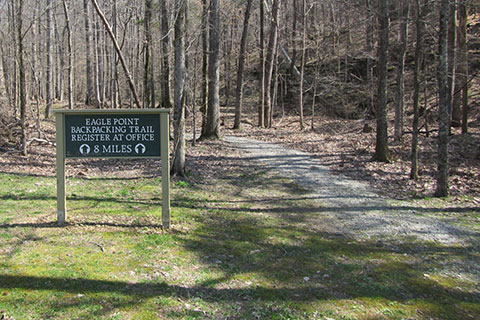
<box><xmin>1</xmin><ymin>1</ymin><xmax>480</xmax><ymax>319</ymax></box>
<box><xmin>0</xmin><ymin>0</ymin><xmax>479</xmax><ymax>197</ymax></box>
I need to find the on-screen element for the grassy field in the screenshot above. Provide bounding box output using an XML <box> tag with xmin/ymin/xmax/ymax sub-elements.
<box><xmin>0</xmin><ymin>163</ymin><xmax>479</xmax><ymax>319</ymax></box>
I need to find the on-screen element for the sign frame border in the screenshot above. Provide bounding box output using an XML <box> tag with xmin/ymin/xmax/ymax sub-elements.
<box><xmin>54</xmin><ymin>109</ymin><xmax>171</xmax><ymax>228</ymax></box>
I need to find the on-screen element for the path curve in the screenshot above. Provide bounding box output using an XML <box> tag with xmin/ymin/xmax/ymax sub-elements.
<box><xmin>224</xmin><ymin>135</ymin><xmax>479</xmax><ymax>245</ymax></box>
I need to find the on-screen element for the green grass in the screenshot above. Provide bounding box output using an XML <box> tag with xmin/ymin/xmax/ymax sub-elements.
<box><xmin>0</xmin><ymin>168</ymin><xmax>479</xmax><ymax>319</ymax></box>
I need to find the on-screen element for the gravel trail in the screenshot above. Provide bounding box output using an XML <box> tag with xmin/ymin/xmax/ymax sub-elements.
<box><xmin>224</xmin><ymin>135</ymin><xmax>479</xmax><ymax>245</ymax></box>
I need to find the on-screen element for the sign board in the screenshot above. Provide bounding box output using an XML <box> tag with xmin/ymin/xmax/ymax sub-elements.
<box><xmin>65</xmin><ymin>114</ymin><xmax>161</xmax><ymax>158</ymax></box>
<box><xmin>54</xmin><ymin>109</ymin><xmax>170</xmax><ymax>228</ymax></box>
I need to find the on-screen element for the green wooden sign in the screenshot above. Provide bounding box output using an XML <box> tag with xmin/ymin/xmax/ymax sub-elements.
<box><xmin>54</xmin><ymin>109</ymin><xmax>171</xmax><ymax>228</ymax></box>
<box><xmin>64</xmin><ymin>114</ymin><xmax>161</xmax><ymax>158</ymax></box>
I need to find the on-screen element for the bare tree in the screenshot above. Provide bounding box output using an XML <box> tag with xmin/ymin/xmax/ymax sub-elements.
<box><xmin>91</xmin><ymin>0</ymin><xmax>142</xmax><ymax>108</ymax></box>
<box><xmin>84</xmin><ymin>0</ymin><xmax>95</xmax><ymax>106</ymax></box>
<box><xmin>111</xmin><ymin>0</ymin><xmax>118</xmax><ymax>108</ymax></box>
<box><xmin>264</xmin><ymin>0</ymin><xmax>279</xmax><ymax>129</ymax></box>
<box><xmin>202</xmin><ymin>0</ymin><xmax>221</xmax><ymax>139</ymax></box>
<box><xmin>45</xmin><ymin>0</ymin><xmax>53</xmax><ymax>117</ymax></box>
<box><xmin>374</xmin><ymin>0</ymin><xmax>390</xmax><ymax>162</ymax></box>
<box><xmin>160</xmin><ymin>0</ymin><xmax>172</xmax><ymax>109</ymax></box>
<box><xmin>93</xmin><ymin>13</ymin><xmax>102</xmax><ymax>107</ymax></box>
<box><xmin>365</xmin><ymin>0</ymin><xmax>374</xmax><ymax>113</ymax></box>
<box><xmin>200</xmin><ymin>0</ymin><xmax>208</xmax><ymax>135</ymax></box>
<box><xmin>290</xmin><ymin>0</ymin><xmax>298</xmax><ymax>77</ymax></box>
<box><xmin>233</xmin><ymin>0</ymin><xmax>253</xmax><ymax>129</ymax></box>
<box><xmin>447</xmin><ymin>0</ymin><xmax>457</xmax><ymax>127</ymax></box>
<box><xmin>143</xmin><ymin>0</ymin><xmax>155</xmax><ymax>109</ymax></box>
<box><xmin>298</xmin><ymin>0</ymin><xmax>307</xmax><ymax>131</ymax></box>
<box><xmin>223</xmin><ymin>16</ymin><xmax>235</xmax><ymax>109</ymax></box>
<box><xmin>394</xmin><ymin>0</ymin><xmax>409</xmax><ymax>141</ymax></box>
<box><xmin>435</xmin><ymin>0</ymin><xmax>450</xmax><ymax>197</ymax></box>
<box><xmin>410</xmin><ymin>0</ymin><xmax>426</xmax><ymax>180</ymax></box>
<box><xmin>454</xmin><ymin>0</ymin><xmax>468</xmax><ymax>133</ymax></box>
<box><xmin>172</xmin><ymin>0</ymin><xmax>186</xmax><ymax>176</ymax></box>
<box><xmin>258</xmin><ymin>0</ymin><xmax>265</xmax><ymax>127</ymax></box>
<box><xmin>54</xmin><ymin>7</ymin><xmax>65</xmax><ymax>103</ymax></box>
<box><xmin>1</xmin><ymin>38</ymin><xmax>13</xmax><ymax>113</ymax></box>
<box><xmin>17</xmin><ymin>0</ymin><xmax>27</xmax><ymax>155</ymax></box>
<box><xmin>63</xmin><ymin>0</ymin><xmax>73</xmax><ymax>109</ymax></box>
<box><xmin>8</xmin><ymin>0</ymin><xmax>18</xmax><ymax>118</ymax></box>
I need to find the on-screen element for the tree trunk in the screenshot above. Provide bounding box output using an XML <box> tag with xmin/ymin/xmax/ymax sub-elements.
<box><xmin>1</xmin><ymin>43</ymin><xmax>13</xmax><ymax>112</ymax></box>
<box><xmin>93</xmin><ymin>14</ymin><xmax>101</xmax><ymax>107</ymax></box>
<box><xmin>311</xmin><ymin>63</ymin><xmax>318</xmax><ymax>130</ymax></box>
<box><xmin>299</xmin><ymin>0</ymin><xmax>307</xmax><ymax>131</ymax></box>
<box><xmin>54</xmin><ymin>10</ymin><xmax>64</xmax><ymax>103</ymax></box>
<box><xmin>410</xmin><ymin>0</ymin><xmax>425</xmax><ymax>180</ymax></box>
<box><xmin>223</xmin><ymin>19</ymin><xmax>235</xmax><ymax>109</ymax></box>
<box><xmin>290</xmin><ymin>0</ymin><xmax>298</xmax><ymax>77</ymax></box>
<box><xmin>435</xmin><ymin>0</ymin><xmax>450</xmax><ymax>197</ymax></box>
<box><xmin>134</xmin><ymin>16</ymin><xmax>141</xmax><ymax>107</ymax></box>
<box><xmin>394</xmin><ymin>0</ymin><xmax>409</xmax><ymax>141</ymax></box>
<box><xmin>111</xmin><ymin>0</ymin><xmax>118</xmax><ymax>108</ymax></box>
<box><xmin>448</xmin><ymin>0</ymin><xmax>458</xmax><ymax>127</ymax></box>
<box><xmin>30</xmin><ymin>5</ymin><xmax>37</xmax><ymax>101</ymax></box>
<box><xmin>233</xmin><ymin>0</ymin><xmax>253</xmax><ymax>129</ymax></box>
<box><xmin>172</xmin><ymin>0</ymin><xmax>186</xmax><ymax>176</ymax></box>
<box><xmin>91</xmin><ymin>0</ymin><xmax>142</xmax><ymax>108</ymax></box>
<box><xmin>62</xmin><ymin>0</ymin><xmax>73</xmax><ymax>109</ymax></box>
<box><xmin>160</xmin><ymin>0</ymin><xmax>172</xmax><ymax>110</ymax></box>
<box><xmin>264</xmin><ymin>0</ymin><xmax>280</xmax><ymax>129</ymax></box>
<box><xmin>8</xmin><ymin>1</ymin><xmax>18</xmax><ymax>118</ymax></box>
<box><xmin>144</xmin><ymin>0</ymin><xmax>155</xmax><ymax>109</ymax></box>
<box><xmin>202</xmin><ymin>0</ymin><xmax>221</xmax><ymax>139</ymax></box>
<box><xmin>36</xmin><ymin>2</ymin><xmax>43</xmax><ymax>102</ymax></box>
<box><xmin>455</xmin><ymin>0</ymin><xmax>468</xmax><ymax>133</ymax></box>
<box><xmin>95</xmin><ymin>14</ymin><xmax>105</xmax><ymax>107</ymax></box>
<box><xmin>200</xmin><ymin>0</ymin><xmax>209</xmax><ymax>135</ymax></box>
<box><xmin>374</xmin><ymin>0</ymin><xmax>390</xmax><ymax>162</ymax></box>
<box><xmin>270</xmin><ymin>49</ymin><xmax>279</xmax><ymax>127</ymax></box>
<box><xmin>17</xmin><ymin>0</ymin><xmax>27</xmax><ymax>155</ymax></box>
<box><xmin>192</xmin><ymin>39</ymin><xmax>200</xmax><ymax>145</ymax></box>
<box><xmin>45</xmin><ymin>0</ymin><xmax>53</xmax><ymax>118</ymax></box>
<box><xmin>365</xmin><ymin>0</ymin><xmax>374</xmax><ymax>112</ymax></box>
<box><xmin>84</xmin><ymin>0</ymin><xmax>95</xmax><ymax>106</ymax></box>
<box><xmin>258</xmin><ymin>0</ymin><xmax>265</xmax><ymax>127</ymax></box>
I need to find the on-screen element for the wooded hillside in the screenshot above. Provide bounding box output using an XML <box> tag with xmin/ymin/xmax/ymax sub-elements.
<box><xmin>0</xmin><ymin>0</ymin><xmax>479</xmax><ymax>196</ymax></box>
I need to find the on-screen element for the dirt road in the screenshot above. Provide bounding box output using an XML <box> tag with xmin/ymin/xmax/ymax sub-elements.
<box><xmin>224</xmin><ymin>135</ymin><xmax>480</xmax><ymax>245</ymax></box>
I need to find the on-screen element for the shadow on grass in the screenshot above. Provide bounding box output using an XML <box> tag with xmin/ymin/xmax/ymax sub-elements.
<box><xmin>0</xmin><ymin>170</ymin><xmax>160</xmax><ymax>180</ymax></box>
<box><xmin>1</xmin><ymin>224</ymin><xmax>479</xmax><ymax>318</ymax></box>
<box><xmin>173</xmin><ymin>207</ymin><xmax>480</xmax><ymax>319</ymax></box>
<box><xmin>2</xmin><ymin>267</ymin><xmax>478</xmax><ymax>303</ymax></box>
<box><xmin>2</xmin><ymin>155</ymin><xmax>480</xmax><ymax>318</ymax></box>
<box><xmin>174</xmin><ymin>194</ymin><xmax>480</xmax><ymax>213</ymax></box>
<box><xmin>0</xmin><ymin>221</ymin><xmax>165</xmax><ymax>229</ymax></box>
<box><xmin>172</xmin><ymin>195</ymin><xmax>480</xmax><ymax>244</ymax></box>
<box><xmin>1</xmin><ymin>191</ymin><xmax>478</xmax><ymax>215</ymax></box>
<box><xmin>1</xmin><ymin>189</ymin><xmax>478</xmax><ymax>243</ymax></box>
<box><xmin>171</xmin><ymin>160</ymin><xmax>480</xmax><ymax>318</ymax></box>
<box><xmin>0</xmin><ymin>194</ymin><xmax>159</xmax><ymax>205</ymax></box>
<box><xmin>0</xmin><ymin>273</ymin><xmax>328</xmax><ymax>301</ymax></box>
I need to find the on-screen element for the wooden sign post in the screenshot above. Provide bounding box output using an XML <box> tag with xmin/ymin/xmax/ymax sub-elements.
<box><xmin>54</xmin><ymin>109</ymin><xmax>171</xmax><ymax>228</ymax></box>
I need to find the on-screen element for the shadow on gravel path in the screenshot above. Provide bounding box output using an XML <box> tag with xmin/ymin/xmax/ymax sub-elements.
<box><xmin>223</xmin><ymin>136</ymin><xmax>480</xmax><ymax>246</ymax></box>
